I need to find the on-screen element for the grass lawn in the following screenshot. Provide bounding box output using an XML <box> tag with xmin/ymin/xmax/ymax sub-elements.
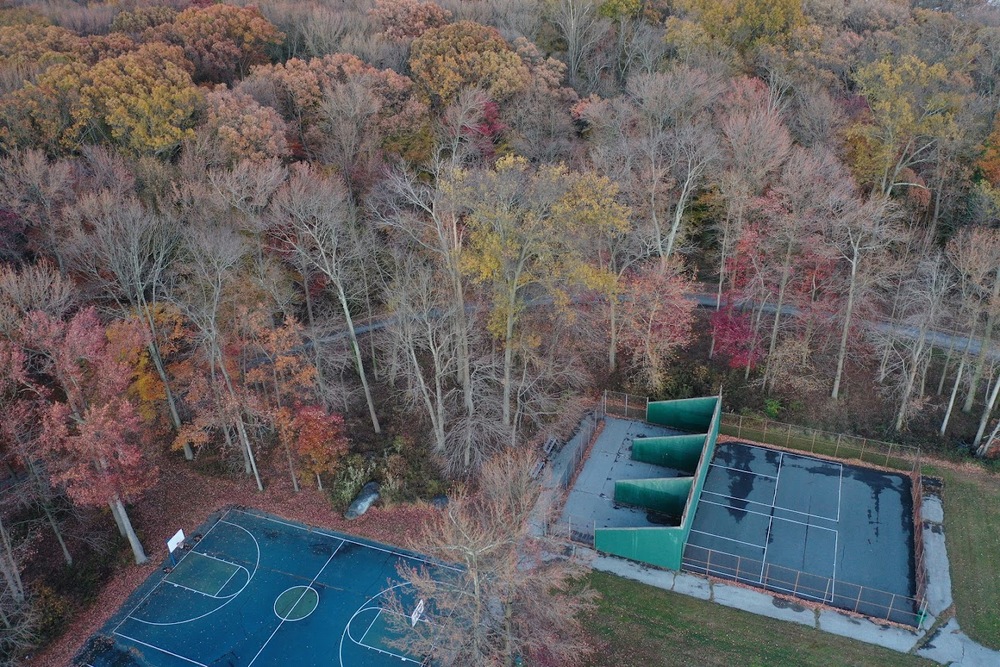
<box><xmin>926</xmin><ymin>464</ymin><xmax>1000</xmax><ymax>649</ymax></box>
<box><xmin>584</xmin><ymin>571</ymin><xmax>933</xmax><ymax>667</ymax></box>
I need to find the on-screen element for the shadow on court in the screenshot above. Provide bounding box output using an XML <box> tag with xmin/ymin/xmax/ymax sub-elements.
<box><xmin>683</xmin><ymin>442</ymin><xmax>918</xmax><ymax>625</ymax></box>
<box><xmin>75</xmin><ymin>508</ymin><xmax>447</xmax><ymax>666</ymax></box>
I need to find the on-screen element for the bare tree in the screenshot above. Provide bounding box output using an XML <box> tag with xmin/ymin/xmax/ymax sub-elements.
<box><xmin>387</xmin><ymin>448</ymin><xmax>596</xmax><ymax>666</ymax></box>
<box><xmin>548</xmin><ymin>0</ymin><xmax>609</xmax><ymax>91</ymax></box>
<box><xmin>826</xmin><ymin>195</ymin><xmax>900</xmax><ymax>399</ymax></box>
<box><xmin>169</xmin><ymin>225</ymin><xmax>264</xmax><ymax>490</ymax></box>
<box><xmin>874</xmin><ymin>254</ymin><xmax>954</xmax><ymax>431</ymax></box>
<box><xmin>270</xmin><ymin>164</ymin><xmax>382</xmax><ymax>433</ymax></box>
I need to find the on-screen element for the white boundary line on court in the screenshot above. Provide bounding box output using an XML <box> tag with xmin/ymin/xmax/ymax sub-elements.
<box><xmin>760</xmin><ymin>516</ymin><xmax>773</xmax><ymax>582</ymax></box>
<box><xmin>215</xmin><ymin>565</ymin><xmax>240</xmax><ymax>597</ymax></box>
<box><xmin>359</xmin><ymin>608</ymin><xmax>383</xmax><ymax>646</ymax></box>
<box><xmin>708</xmin><ymin>462</ymin><xmax>778</xmax><ymax>480</ymax></box>
<box><xmin>123</xmin><ymin>519</ymin><xmax>260</xmax><ymax>628</ymax></box>
<box><xmin>836</xmin><ymin>463</ymin><xmax>843</xmax><ymax>522</ymax></box>
<box><xmin>697</xmin><ymin>498</ymin><xmax>839</xmax><ymax>534</ymax></box>
<box><xmin>112</xmin><ymin>631</ymin><xmax>209</xmax><ymax>667</ymax></box>
<box><xmin>272</xmin><ymin>586</ymin><xmax>320</xmax><ymax>622</ymax></box>
<box><xmin>340</xmin><ymin>582</ymin><xmax>423</xmax><ymax>666</ymax></box>
<box><xmin>700</xmin><ymin>489</ymin><xmax>838</xmax><ymax>524</ymax></box>
<box><xmin>688</xmin><ymin>528</ymin><xmax>766</xmax><ymax>551</ymax></box>
<box><xmin>772</xmin><ymin>452</ymin><xmax>783</xmax><ymax>506</ymax></box>
<box><xmin>231</xmin><ymin>508</ymin><xmax>462</xmax><ymax>573</ymax></box>
<box><xmin>247</xmin><ymin>541</ymin><xmax>343</xmax><ymax>667</ymax></box>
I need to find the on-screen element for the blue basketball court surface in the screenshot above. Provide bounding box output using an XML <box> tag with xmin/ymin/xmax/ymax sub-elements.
<box><xmin>76</xmin><ymin>508</ymin><xmax>452</xmax><ymax>666</ymax></box>
<box><xmin>683</xmin><ymin>442</ymin><xmax>918</xmax><ymax>624</ymax></box>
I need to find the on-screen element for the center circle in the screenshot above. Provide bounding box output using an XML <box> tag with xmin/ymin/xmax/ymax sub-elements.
<box><xmin>274</xmin><ymin>586</ymin><xmax>319</xmax><ymax>622</ymax></box>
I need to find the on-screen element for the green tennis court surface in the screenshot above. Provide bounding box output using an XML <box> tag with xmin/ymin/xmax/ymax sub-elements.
<box><xmin>75</xmin><ymin>508</ymin><xmax>451</xmax><ymax>666</ymax></box>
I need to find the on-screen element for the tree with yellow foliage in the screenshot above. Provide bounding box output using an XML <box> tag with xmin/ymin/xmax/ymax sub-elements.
<box><xmin>459</xmin><ymin>156</ymin><xmax>628</xmax><ymax>429</ymax></box>
<box><xmin>409</xmin><ymin>20</ymin><xmax>528</xmax><ymax>106</ymax></box>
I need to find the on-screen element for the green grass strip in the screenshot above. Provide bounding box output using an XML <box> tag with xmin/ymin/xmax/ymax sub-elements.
<box><xmin>583</xmin><ymin>571</ymin><xmax>934</xmax><ymax>667</ymax></box>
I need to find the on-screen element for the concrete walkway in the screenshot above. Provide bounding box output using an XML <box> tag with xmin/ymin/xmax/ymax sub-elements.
<box><xmin>579</xmin><ymin>492</ymin><xmax>1000</xmax><ymax>665</ymax></box>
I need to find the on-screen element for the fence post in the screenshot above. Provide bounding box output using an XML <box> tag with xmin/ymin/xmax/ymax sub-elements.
<box><xmin>854</xmin><ymin>586</ymin><xmax>864</xmax><ymax>613</ymax></box>
<box><xmin>762</xmin><ymin>419</ymin><xmax>768</xmax><ymax>442</ymax></box>
<box><xmin>811</xmin><ymin>430</ymin><xmax>817</xmax><ymax>454</ymax></box>
<box><xmin>835</xmin><ymin>433</ymin><xmax>842</xmax><ymax>458</ymax></box>
<box><xmin>786</xmin><ymin>424</ymin><xmax>791</xmax><ymax>447</ymax></box>
<box><xmin>886</xmin><ymin>443</ymin><xmax>894</xmax><ymax>468</ymax></box>
<box><xmin>886</xmin><ymin>594</ymin><xmax>895</xmax><ymax>622</ymax></box>
<box><xmin>860</xmin><ymin>437</ymin><xmax>868</xmax><ymax>462</ymax></box>
<box><xmin>624</xmin><ymin>394</ymin><xmax>628</xmax><ymax>419</ymax></box>
<box><xmin>738</xmin><ymin>415</ymin><xmax>743</xmax><ymax>438</ymax></box>
<box><xmin>793</xmin><ymin>570</ymin><xmax>801</xmax><ymax>596</ymax></box>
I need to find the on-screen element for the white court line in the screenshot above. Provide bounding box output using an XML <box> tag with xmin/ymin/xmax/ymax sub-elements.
<box><xmin>772</xmin><ymin>452</ymin><xmax>783</xmax><ymax>506</ymax></box>
<box><xmin>113</xmin><ymin>510</ymin><xmax>231</xmax><ymax>636</ymax></box>
<box><xmin>112</xmin><ymin>631</ymin><xmax>208</xmax><ymax>667</ymax></box>
<box><xmin>215</xmin><ymin>567</ymin><xmax>239</xmax><ymax>597</ymax></box>
<box><xmin>231</xmin><ymin>509</ymin><xmax>462</xmax><ymax>572</ymax></box>
<box><xmin>709</xmin><ymin>462</ymin><xmax>778</xmax><ymax>480</ymax></box>
<box><xmin>830</xmin><ymin>531</ymin><xmax>839</xmax><ymax>603</ymax></box>
<box><xmin>126</xmin><ymin>518</ymin><xmax>260</xmax><ymax>627</ymax></box>
<box><xmin>689</xmin><ymin>528</ymin><xmax>766</xmax><ymax>551</ymax></box>
<box><xmin>359</xmin><ymin>608</ymin><xmax>383</xmax><ymax>646</ymax></box>
<box><xmin>700</xmin><ymin>490</ymin><xmax>838</xmax><ymax>524</ymax></box>
<box><xmin>247</xmin><ymin>541</ymin><xmax>343</xmax><ymax>666</ymax></box>
<box><xmin>836</xmin><ymin>463</ymin><xmax>843</xmax><ymax>522</ymax></box>
<box><xmin>340</xmin><ymin>582</ymin><xmax>424</xmax><ymax>666</ymax></box>
<box><xmin>760</xmin><ymin>516</ymin><xmax>773</xmax><ymax>582</ymax></box>
<box><xmin>697</xmin><ymin>498</ymin><xmax>839</xmax><ymax>534</ymax></box>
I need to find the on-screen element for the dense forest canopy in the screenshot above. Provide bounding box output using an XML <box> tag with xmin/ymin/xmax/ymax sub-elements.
<box><xmin>1</xmin><ymin>0</ymin><xmax>1000</xmax><ymax>663</ymax></box>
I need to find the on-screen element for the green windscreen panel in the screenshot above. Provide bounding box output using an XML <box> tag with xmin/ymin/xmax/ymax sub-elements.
<box><xmin>595</xmin><ymin>527</ymin><xmax>686</xmax><ymax>570</ymax></box>
<box><xmin>679</xmin><ymin>398</ymin><xmax>722</xmax><ymax>539</ymax></box>
<box><xmin>614</xmin><ymin>478</ymin><xmax>692</xmax><ymax>517</ymax></box>
<box><xmin>631</xmin><ymin>435</ymin><xmax>706</xmax><ymax>473</ymax></box>
<box><xmin>646</xmin><ymin>397</ymin><xmax>718</xmax><ymax>432</ymax></box>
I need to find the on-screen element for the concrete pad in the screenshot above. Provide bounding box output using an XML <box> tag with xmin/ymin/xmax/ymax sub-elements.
<box><xmin>923</xmin><ymin>521</ymin><xmax>953</xmax><ymax>616</ymax></box>
<box><xmin>672</xmin><ymin>572</ymin><xmax>711</xmax><ymax>600</ymax></box>
<box><xmin>592</xmin><ymin>555</ymin><xmax>676</xmax><ymax>591</ymax></box>
<box><xmin>712</xmin><ymin>583</ymin><xmax>815</xmax><ymax>627</ymax></box>
<box><xmin>915</xmin><ymin>618</ymin><xmax>1000</xmax><ymax>666</ymax></box>
<box><xmin>817</xmin><ymin>609</ymin><xmax>920</xmax><ymax>653</ymax></box>
<box><xmin>922</xmin><ymin>495</ymin><xmax>944</xmax><ymax>524</ymax></box>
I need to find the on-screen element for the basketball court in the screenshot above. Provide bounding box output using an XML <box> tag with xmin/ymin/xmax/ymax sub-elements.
<box><xmin>682</xmin><ymin>442</ymin><xmax>918</xmax><ymax>624</ymax></box>
<box><xmin>76</xmin><ymin>508</ymin><xmax>451</xmax><ymax>666</ymax></box>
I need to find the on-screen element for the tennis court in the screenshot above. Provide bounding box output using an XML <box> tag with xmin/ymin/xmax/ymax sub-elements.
<box><xmin>76</xmin><ymin>508</ymin><xmax>452</xmax><ymax>666</ymax></box>
<box><xmin>682</xmin><ymin>442</ymin><xmax>919</xmax><ymax>624</ymax></box>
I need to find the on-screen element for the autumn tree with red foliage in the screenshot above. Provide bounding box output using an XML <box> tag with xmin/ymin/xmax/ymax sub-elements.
<box><xmin>20</xmin><ymin>307</ymin><xmax>155</xmax><ymax>564</ymax></box>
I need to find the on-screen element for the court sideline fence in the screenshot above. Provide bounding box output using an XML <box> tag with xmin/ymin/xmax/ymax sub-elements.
<box><xmin>681</xmin><ymin>544</ymin><xmax>929</xmax><ymax>627</ymax></box>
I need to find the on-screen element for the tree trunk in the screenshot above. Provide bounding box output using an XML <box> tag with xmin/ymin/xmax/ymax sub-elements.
<box><xmin>964</xmin><ymin>298</ymin><xmax>998</xmax><ymax>413</ymax></box>
<box><xmin>941</xmin><ymin>355</ymin><xmax>966</xmax><ymax>436</ymax></box>
<box><xmin>335</xmin><ymin>283</ymin><xmax>381</xmax><ymax>433</ymax></box>
<box><xmin>111</xmin><ymin>497</ymin><xmax>148</xmax><ymax>565</ymax></box>
<box><xmin>832</xmin><ymin>252</ymin><xmax>859</xmax><ymax>399</ymax></box>
<box><xmin>894</xmin><ymin>329</ymin><xmax>927</xmax><ymax>431</ymax></box>
<box><xmin>763</xmin><ymin>242</ymin><xmax>795</xmax><ymax>388</ymax></box>
<box><xmin>937</xmin><ymin>335</ymin><xmax>956</xmax><ymax>396</ymax></box>
<box><xmin>974</xmin><ymin>372</ymin><xmax>1000</xmax><ymax>452</ymax></box>
<box><xmin>0</xmin><ymin>518</ymin><xmax>24</xmax><ymax>603</ymax></box>
<box><xmin>25</xmin><ymin>458</ymin><xmax>72</xmax><ymax>565</ymax></box>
